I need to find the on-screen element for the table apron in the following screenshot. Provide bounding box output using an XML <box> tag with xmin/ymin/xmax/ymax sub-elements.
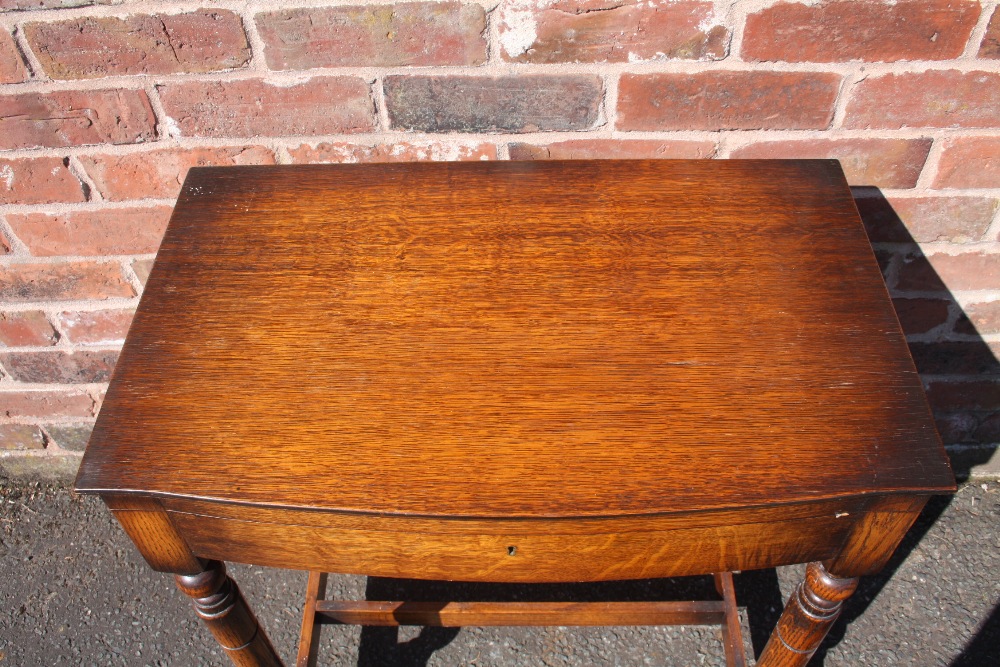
<box><xmin>167</xmin><ymin>509</ymin><xmax>855</xmax><ymax>583</ymax></box>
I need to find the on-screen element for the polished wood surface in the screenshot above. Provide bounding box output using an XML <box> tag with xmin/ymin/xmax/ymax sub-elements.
<box><xmin>76</xmin><ymin>160</ymin><xmax>952</xmax><ymax>519</ymax></box>
<box><xmin>74</xmin><ymin>160</ymin><xmax>956</xmax><ymax>667</ymax></box>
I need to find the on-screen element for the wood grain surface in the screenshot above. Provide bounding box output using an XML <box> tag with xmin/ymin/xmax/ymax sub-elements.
<box><xmin>75</xmin><ymin>160</ymin><xmax>954</xmax><ymax>518</ymax></box>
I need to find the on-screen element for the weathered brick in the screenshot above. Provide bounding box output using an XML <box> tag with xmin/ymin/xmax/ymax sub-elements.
<box><xmin>894</xmin><ymin>252</ymin><xmax>946</xmax><ymax>293</ymax></box>
<box><xmin>934</xmin><ymin>137</ymin><xmax>1000</xmax><ymax>189</ymax></box>
<box><xmin>43</xmin><ymin>422</ymin><xmax>93</xmax><ymax>451</ymax></box>
<box><xmin>80</xmin><ymin>146</ymin><xmax>275</xmax><ymax>201</ymax></box>
<box><xmin>257</xmin><ymin>3</ymin><xmax>486</xmax><ymax>69</ymax></box>
<box><xmin>131</xmin><ymin>258</ymin><xmax>155</xmax><ymax>288</ymax></box>
<box><xmin>288</xmin><ymin>142</ymin><xmax>496</xmax><ymax>164</ymax></box>
<box><xmin>1</xmin><ymin>229</ymin><xmax>11</xmax><ymax>254</ymax></box>
<box><xmin>0</xmin><ymin>311</ymin><xmax>58</xmax><ymax>346</ymax></box>
<box><xmin>0</xmin><ymin>28</ymin><xmax>26</xmax><ymax>83</ymax></box>
<box><xmin>0</xmin><ymin>262</ymin><xmax>135</xmax><ymax>302</ymax></box>
<box><xmin>927</xmin><ymin>380</ymin><xmax>1000</xmax><ymax>412</ymax></box>
<box><xmin>1</xmin><ymin>389</ymin><xmax>100</xmax><ymax>419</ymax></box>
<box><xmin>57</xmin><ymin>309</ymin><xmax>133</xmax><ymax>345</ymax></box>
<box><xmin>25</xmin><ymin>10</ymin><xmax>249</xmax><ymax>80</ymax></box>
<box><xmin>499</xmin><ymin>0</ymin><xmax>726</xmax><ymax>63</ymax></box>
<box><xmin>0</xmin><ymin>424</ymin><xmax>45</xmax><ymax>450</ymax></box>
<box><xmin>0</xmin><ymin>157</ymin><xmax>85</xmax><ymax>205</ymax></box>
<box><xmin>731</xmin><ymin>139</ymin><xmax>930</xmax><ymax>189</ymax></box>
<box><xmin>845</xmin><ymin>71</ymin><xmax>1000</xmax><ymax>129</ymax></box>
<box><xmin>909</xmin><ymin>341</ymin><xmax>1000</xmax><ymax>376</ymax></box>
<box><xmin>935</xmin><ymin>412</ymin><xmax>980</xmax><ymax>445</ymax></box>
<box><xmin>891</xmin><ymin>298</ymin><xmax>950</xmax><ymax>335</ymax></box>
<box><xmin>509</xmin><ymin>139</ymin><xmax>715</xmax><ymax>160</ymax></box>
<box><xmin>617</xmin><ymin>72</ymin><xmax>840</xmax><ymax>131</ymax></box>
<box><xmin>980</xmin><ymin>6</ymin><xmax>1000</xmax><ymax>58</ymax></box>
<box><xmin>0</xmin><ymin>89</ymin><xmax>156</xmax><ymax>149</ymax></box>
<box><xmin>856</xmin><ymin>196</ymin><xmax>997</xmax><ymax>244</ymax></box>
<box><xmin>385</xmin><ymin>75</ymin><xmax>602</xmax><ymax>133</ymax></box>
<box><xmin>7</xmin><ymin>207</ymin><xmax>172</xmax><ymax>256</ymax></box>
<box><xmin>0</xmin><ymin>349</ymin><xmax>118</xmax><ymax>383</ymax></box>
<box><xmin>957</xmin><ymin>301</ymin><xmax>1000</xmax><ymax>336</ymax></box>
<box><xmin>1</xmin><ymin>0</ymin><xmax>101</xmax><ymax>9</ymax></box>
<box><xmin>898</xmin><ymin>252</ymin><xmax>1000</xmax><ymax>292</ymax></box>
<box><xmin>743</xmin><ymin>0</ymin><xmax>979</xmax><ymax>63</ymax></box>
<box><xmin>158</xmin><ymin>77</ymin><xmax>374</xmax><ymax>138</ymax></box>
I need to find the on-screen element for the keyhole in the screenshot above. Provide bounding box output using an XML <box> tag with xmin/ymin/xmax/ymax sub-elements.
<box><xmin>507</xmin><ymin>546</ymin><xmax>517</xmax><ymax>556</ymax></box>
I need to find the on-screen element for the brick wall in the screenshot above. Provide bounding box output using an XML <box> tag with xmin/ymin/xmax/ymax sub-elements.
<box><xmin>1</xmin><ymin>0</ymin><xmax>998</xmax><ymax>478</ymax></box>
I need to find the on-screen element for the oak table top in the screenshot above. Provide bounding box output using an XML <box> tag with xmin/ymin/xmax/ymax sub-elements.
<box><xmin>76</xmin><ymin>159</ymin><xmax>952</xmax><ymax>514</ymax></box>
<box><xmin>75</xmin><ymin>160</ymin><xmax>955</xmax><ymax>667</ymax></box>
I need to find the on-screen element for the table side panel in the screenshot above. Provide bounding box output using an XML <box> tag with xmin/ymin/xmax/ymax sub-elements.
<box><xmin>164</xmin><ymin>496</ymin><xmax>874</xmax><ymax>583</ymax></box>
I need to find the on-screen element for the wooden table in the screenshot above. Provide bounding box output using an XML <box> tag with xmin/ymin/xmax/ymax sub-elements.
<box><xmin>75</xmin><ymin>160</ymin><xmax>955</xmax><ymax>666</ymax></box>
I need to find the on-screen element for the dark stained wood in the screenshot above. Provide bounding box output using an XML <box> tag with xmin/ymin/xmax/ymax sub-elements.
<box><xmin>757</xmin><ymin>562</ymin><xmax>859</xmax><ymax>667</ymax></box>
<box><xmin>76</xmin><ymin>160</ymin><xmax>953</xmax><ymax>518</ymax></box>
<box><xmin>312</xmin><ymin>599</ymin><xmax>726</xmax><ymax>626</ymax></box>
<box><xmin>73</xmin><ymin>161</ymin><xmax>957</xmax><ymax>667</ymax></box>
<box><xmin>174</xmin><ymin>560</ymin><xmax>284</xmax><ymax>667</ymax></box>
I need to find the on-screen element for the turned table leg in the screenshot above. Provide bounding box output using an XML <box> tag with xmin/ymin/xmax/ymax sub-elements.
<box><xmin>756</xmin><ymin>561</ymin><xmax>857</xmax><ymax>666</ymax></box>
<box><xmin>175</xmin><ymin>560</ymin><xmax>284</xmax><ymax>667</ymax></box>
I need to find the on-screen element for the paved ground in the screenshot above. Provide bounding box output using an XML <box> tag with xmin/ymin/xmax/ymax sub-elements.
<box><xmin>1</xmin><ymin>478</ymin><xmax>997</xmax><ymax>667</ymax></box>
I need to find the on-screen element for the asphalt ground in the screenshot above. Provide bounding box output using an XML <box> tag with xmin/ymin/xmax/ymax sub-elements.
<box><xmin>1</xmin><ymin>478</ymin><xmax>997</xmax><ymax>667</ymax></box>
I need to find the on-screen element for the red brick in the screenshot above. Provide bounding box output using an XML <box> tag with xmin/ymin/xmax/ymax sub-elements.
<box><xmin>743</xmin><ymin>0</ymin><xmax>980</xmax><ymax>63</ymax></box>
<box><xmin>385</xmin><ymin>75</ymin><xmax>602</xmax><ymax>133</ymax></box>
<box><xmin>980</xmin><ymin>6</ymin><xmax>1000</xmax><ymax>58</ymax></box>
<box><xmin>509</xmin><ymin>139</ymin><xmax>715</xmax><ymax>160</ymax></box>
<box><xmin>0</xmin><ymin>89</ymin><xmax>156</xmax><ymax>150</ymax></box>
<box><xmin>131</xmin><ymin>258</ymin><xmax>154</xmax><ymax>288</ymax></box>
<box><xmin>0</xmin><ymin>311</ymin><xmax>57</xmax><ymax>346</ymax></box>
<box><xmin>0</xmin><ymin>1</ymin><xmax>103</xmax><ymax>9</ymax></box>
<box><xmin>857</xmin><ymin>196</ymin><xmax>997</xmax><ymax>244</ymax></box>
<box><xmin>0</xmin><ymin>424</ymin><xmax>45</xmax><ymax>450</ymax></box>
<box><xmin>845</xmin><ymin>71</ymin><xmax>1000</xmax><ymax>129</ymax></box>
<box><xmin>57</xmin><ymin>309</ymin><xmax>133</xmax><ymax>345</ymax></box>
<box><xmin>1</xmin><ymin>229</ymin><xmax>11</xmax><ymax>254</ymax></box>
<box><xmin>0</xmin><ymin>157</ymin><xmax>84</xmax><ymax>205</ymax></box>
<box><xmin>891</xmin><ymin>298</ymin><xmax>950</xmax><ymax>335</ymax></box>
<box><xmin>42</xmin><ymin>422</ymin><xmax>92</xmax><ymax>451</ymax></box>
<box><xmin>257</xmin><ymin>3</ymin><xmax>486</xmax><ymax>69</ymax></box>
<box><xmin>934</xmin><ymin>137</ymin><xmax>1000</xmax><ymax>189</ymax></box>
<box><xmin>0</xmin><ymin>349</ymin><xmax>118</xmax><ymax>383</ymax></box>
<box><xmin>0</xmin><ymin>262</ymin><xmax>135</xmax><ymax>302</ymax></box>
<box><xmin>617</xmin><ymin>72</ymin><xmax>840</xmax><ymax>131</ymax></box>
<box><xmin>899</xmin><ymin>252</ymin><xmax>1000</xmax><ymax>292</ymax></box>
<box><xmin>25</xmin><ymin>10</ymin><xmax>249</xmax><ymax>80</ymax></box>
<box><xmin>499</xmin><ymin>0</ymin><xmax>726</xmax><ymax>63</ymax></box>
<box><xmin>927</xmin><ymin>380</ymin><xmax>1000</xmax><ymax>412</ymax></box>
<box><xmin>909</xmin><ymin>341</ymin><xmax>1000</xmax><ymax>376</ymax></box>
<box><xmin>80</xmin><ymin>147</ymin><xmax>275</xmax><ymax>201</ymax></box>
<box><xmin>0</xmin><ymin>29</ymin><xmax>27</xmax><ymax>83</ymax></box>
<box><xmin>1</xmin><ymin>389</ymin><xmax>100</xmax><ymax>419</ymax></box>
<box><xmin>8</xmin><ymin>207</ymin><xmax>172</xmax><ymax>256</ymax></box>
<box><xmin>158</xmin><ymin>77</ymin><xmax>374</xmax><ymax>138</ymax></box>
<box><xmin>288</xmin><ymin>142</ymin><xmax>496</xmax><ymax>164</ymax></box>
<box><xmin>957</xmin><ymin>301</ymin><xmax>1000</xmax><ymax>335</ymax></box>
<box><xmin>731</xmin><ymin>139</ymin><xmax>930</xmax><ymax>189</ymax></box>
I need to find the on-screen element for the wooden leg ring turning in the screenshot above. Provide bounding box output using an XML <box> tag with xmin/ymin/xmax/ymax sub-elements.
<box><xmin>757</xmin><ymin>561</ymin><xmax>859</xmax><ymax>667</ymax></box>
<box><xmin>175</xmin><ymin>560</ymin><xmax>284</xmax><ymax>667</ymax></box>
